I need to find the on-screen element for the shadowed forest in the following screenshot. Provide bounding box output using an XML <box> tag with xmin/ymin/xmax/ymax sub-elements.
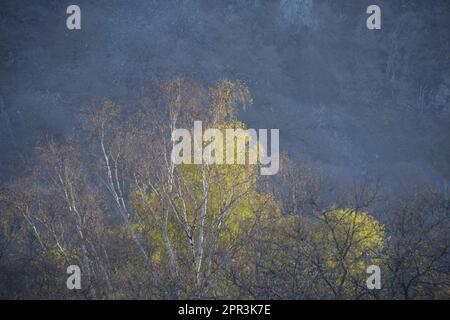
<box><xmin>0</xmin><ymin>1</ymin><xmax>449</xmax><ymax>299</ymax></box>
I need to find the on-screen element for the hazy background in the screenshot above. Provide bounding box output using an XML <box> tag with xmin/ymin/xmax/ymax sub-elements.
<box><xmin>1</xmin><ymin>0</ymin><xmax>449</xmax><ymax>193</ymax></box>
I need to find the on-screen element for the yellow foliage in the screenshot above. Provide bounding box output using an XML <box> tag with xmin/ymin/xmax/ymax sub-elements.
<box><xmin>312</xmin><ymin>209</ymin><xmax>385</xmax><ymax>291</ymax></box>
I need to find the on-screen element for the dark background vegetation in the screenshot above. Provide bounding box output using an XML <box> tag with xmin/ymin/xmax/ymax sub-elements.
<box><xmin>1</xmin><ymin>0</ymin><xmax>449</xmax><ymax>190</ymax></box>
<box><xmin>0</xmin><ymin>0</ymin><xmax>449</xmax><ymax>299</ymax></box>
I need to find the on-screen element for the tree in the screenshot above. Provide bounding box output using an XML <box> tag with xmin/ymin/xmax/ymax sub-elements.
<box><xmin>0</xmin><ymin>77</ymin><xmax>448</xmax><ymax>300</ymax></box>
<box><xmin>385</xmin><ymin>189</ymin><xmax>450</xmax><ymax>299</ymax></box>
<box><xmin>131</xmin><ymin>79</ymin><xmax>277</xmax><ymax>298</ymax></box>
<box><xmin>309</xmin><ymin>209</ymin><xmax>385</xmax><ymax>299</ymax></box>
